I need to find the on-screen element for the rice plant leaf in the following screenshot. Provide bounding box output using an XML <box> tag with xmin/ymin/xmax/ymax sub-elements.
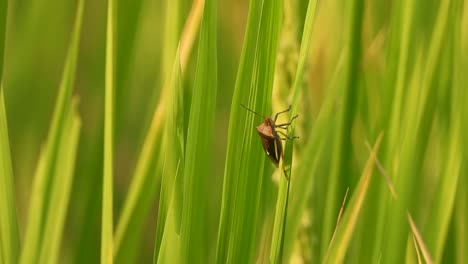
<box><xmin>153</xmin><ymin>48</ymin><xmax>184</xmax><ymax>261</ymax></box>
<box><xmin>154</xmin><ymin>53</ymin><xmax>185</xmax><ymax>264</ymax></box>
<box><xmin>455</xmin><ymin>169</ymin><xmax>467</xmax><ymax>264</ymax></box>
<box><xmin>269</xmin><ymin>170</ymin><xmax>290</xmax><ymax>264</ymax></box>
<box><xmin>38</xmin><ymin>99</ymin><xmax>81</xmax><ymax>264</ymax></box>
<box><xmin>101</xmin><ymin>0</ymin><xmax>115</xmax><ymax>262</ymax></box>
<box><xmin>215</xmin><ymin>0</ymin><xmax>282</xmax><ymax>262</ymax></box>
<box><xmin>455</xmin><ymin>12</ymin><xmax>468</xmax><ymax>262</ymax></box>
<box><xmin>0</xmin><ymin>2</ymin><xmax>20</xmax><ymax>263</ymax></box>
<box><xmin>19</xmin><ymin>0</ymin><xmax>84</xmax><ymax>262</ymax></box>
<box><xmin>324</xmin><ymin>133</ymin><xmax>383</xmax><ymax>263</ymax></box>
<box><xmin>407</xmin><ymin>214</ymin><xmax>433</xmax><ymax>264</ymax></box>
<box><xmin>321</xmin><ymin>0</ymin><xmax>364</xmax><ymax>258</ymax></box>
<box><xmin>424</xmin><ymin>8</ymin><xmax>464</xmax><ymax>260</ymax></box>
<box><xmin>113</xmin><ymin>1</ymin><xmax>203</xmax><ymax>260</ymax></box>
<box><xmin>283</xmin><ymin>50</ymin><xmax>345</xmax><ymax>261</ymax></box>
<box><xmin>0</xmin><ymin>0</ymin><xmax>6</xmax><ymax>79</ymax></box>
<box><xmin>382</xmin><ymin>0</ymin><xmax>452</xmax><ymax>262</ymax></box>
<box><xmin>177</xmin><ymin>0</ymin><xmax>217</xmax><ymax>261</ymax></box>
<box><xmin>0</xmin><ymin>88</ymin><xmax>20</xmax><ymax>264</ymax></box>
<box><xmin>269</xmin><ymin>1</ymin><xmax>317</xmax><ymax>262</ymax></box>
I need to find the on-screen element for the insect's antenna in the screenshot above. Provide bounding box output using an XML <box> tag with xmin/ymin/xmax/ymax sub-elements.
<box><xmin>240</xmin><ymin>104</ymin><xmax>265</xmax><ymax>118</ymax></box>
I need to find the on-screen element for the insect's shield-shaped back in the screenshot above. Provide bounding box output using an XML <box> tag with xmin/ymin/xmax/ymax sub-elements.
<box><xmin>256</xmin><ymin>122</ymin><xmax>282</xmax><ymax>166</ymax></box>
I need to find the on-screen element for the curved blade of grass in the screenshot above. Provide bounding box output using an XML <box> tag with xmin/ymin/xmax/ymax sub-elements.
<box><xmin>178</xmin><ymin>0</ymin><xmax>217</xmax><ymax>262</ymax></box>
<box><xmin>113</xmin><ymin>1</ymin><xmax>203</xmax><ymax>259</ymax></box>
<box><xmin>424</xmin><ymin>9</ymin><xmax>463</xmax><ymax>260</ymax></box>
<box><xmin>153</xmin><ymin>48</ymin><xmax>184</xmax><ymax>261</ymax></box>
<box><xmin>215</xmin><ymin>0</ymin><xmax>282</xmax><ymax>262</ymax></box>
<box><xmin>283</xmin><ymin>50</ymin><xmax>345</xmax><ymax>261</ymax></box>
<box><xmin>0</xmin><ymin>0</ymin><xmax>6</xmax><ymax>79</ymax></box>
<box><xmin>156</xmin><ymin>193</ymin><xmax>183</xmax><ymax>264</ymax></box>
<box><xmin>38</xmin><ymin>98</ymin><xmax>81</xmax><ymax>264</ymax></box>
<box><xmin>408</xmin><ymin>213</ymin><xmax>433</xmax><ymax>264</ymax></box>
<box><xmin>0</xmin><ymin>88</ymin><xmax>20</xmax><ymax>264</ymax></box>
<box><xmin>269</xmin><ymin>1</ymin><xmax>317</xmax><ymax>262</ymax></box>
<box><xmin>324</xmin><ymin>133</ymin><xmax>383</xmax><ymax>263</ymax></box>
<box><xmin>101</xmin><ymin>0</ymin><xmax>115</xmax><ymax>262</ymax></box>
<box><xmin>19</xmin><ymin>0</ymin><xmax>84</xmax><ymax>262</ymax></box>
<box><xmin>455</xmin><ymin>166</ymin><xmax>467</xmax><ymax>264</ymax></box>
<box><xmin>381</xmin><ymin>0</ymin><xmax>452</xmax><ymax>262</ymax></box>
<box><xmin>321</xmin><ymin>0</ymin><xmax>364</xmax><ymax>258</ymax></box>
<box><xmin>269</xmin><ymin>167</ymin><xmax>290</xmax><ymax>264</ymax></box>
<box><xmin>455</xmin><ymin>16</ymin><xmax>468</xmax><ymax>262</ymax></box>
<box><xmin>0</xmin><ymin>2</ymin><xmax>20</xmax><ymax>263</ymax></box>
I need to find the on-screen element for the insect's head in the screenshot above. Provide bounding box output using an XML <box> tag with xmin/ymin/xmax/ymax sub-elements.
<box><xmin>264</xmin><ymin>117</ymin><xmax>275</xmax><ymax>126</ymax></box>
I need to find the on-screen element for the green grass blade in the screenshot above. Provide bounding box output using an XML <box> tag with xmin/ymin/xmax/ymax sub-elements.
<box><xmin>178</xmin><ymin>0</ymin><xmax>217</xmax><ymax>261</ymax></box>
<box><xmin>0</xmin><ymin>88</ymin><xmax>20</xmax><ymax>264</ymax></box>
<box><xmin>321</xmin><ymin>0</ymin><xmax>364</xmax><ymax>258</ymax></box>
<box><xmin>19</xmin><ymin>0</ymin><xmax>84</xmax><ymax>262</ymax></box>
<box><xmin>455</xmin><ymin>167</ymin><xmax>467</xmax><ymax>264</ymax></box>
<box><xmin>269</xmin><ymin>172</ymin><xmax>290</xmax><ymax>264</ymax></box>
<box><xmin>283</xmin><ymin>52</ymin><xmax>345</xmax><ymax>261</ymax></box>
<box><xmin>153</xmin><ymin>48</ymin><xmax>184</xmax><ymax>261</ymax></box>
<box><xmin>38</xmin><ymin>99</ymin><xmax>81</xmax><ymax>264</ymax></box>
<box><xmin>269</xmin><ymin>1</ymin><xmax>317</xmax><ymax>262</ymax></box>
<box><xmin>215</xmin><ymin>0</ymin><xmax>282</xmax><ymax>262</ymax></box>
<box><xmin>154</xmin><ymin>55</ymin><xmax>184</xmax><ymax>264</ymax></box>
<box><xmin>324</xmin><ymin>133</ymin><xmax>383</xmax><ymax>263</ymax></box>
<box><xmin>0</xmin><ymin>0</ymin><xmax>6</xmax><ymax>79</ymax></box>
<box><xmin>19</xmin><ymin>138</ymin><xmax>48</xmax><ymax>264</ymax></box>
<box><xmin>290</xmin><ymin>0</ymin><xmax>317</xmax><ymax>110</ymax></box>
<box><xmin>455</xmin><ymin>10</ymin><xmax>468</xmax><ymax>263</ymax></box>
<box><xmin>370</xmin><ymin>0</ymin><xmax>416</xmax><ymax>261</ymax></box>
<box><xmin>424</xmin><ymin>6</ymin><xmax>464</xmax><ymax>260</ymax></box>
<box><xmin>101</xmin><ymin>0</ymin><xmax>115</xmax><ymax>262</ymax></box>
<box><xmin>0</xmin><ymin>2</ymin><xmax>20</xmax><ymax>263</ymax></box>
<box><xmin>382</xmin><ymin>0</ymin><xmax>452</xmax><ymax>262</ymax></box>
<box><xmin>113</xmin><ymin>1</ymin><xmax>203</xmax><ymax>260</ymax></box>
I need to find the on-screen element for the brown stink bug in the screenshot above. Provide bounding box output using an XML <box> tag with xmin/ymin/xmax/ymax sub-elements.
<box><xmin>241</xmin><ymin>104</ymin><xmax>298</xmax><ymax>166</ymax></box>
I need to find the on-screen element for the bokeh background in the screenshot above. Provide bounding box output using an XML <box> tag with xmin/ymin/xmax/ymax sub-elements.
<box><xmin>4</xmin><ymin>0</ymin><xmax>242</xmax><ymax>262</ymax></box>
<box><xmin>1</xmin><ymin>0</ymin><xmax>467</xmax><ymax>263</ymax></box>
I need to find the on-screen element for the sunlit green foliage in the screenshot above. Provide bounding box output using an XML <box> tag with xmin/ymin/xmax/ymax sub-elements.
<box><xmin>0</xmin><ymin>0</ymin><xmax>466</xmax><ymax>263</ymax></box>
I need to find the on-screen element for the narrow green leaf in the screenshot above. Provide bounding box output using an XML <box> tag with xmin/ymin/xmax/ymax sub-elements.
<box><xmin>290</xmin><ymin>0</ymin><xmax>317</xmax><ymax>109</ymax></box>
<box><xmin>178</xmin><ymin>0</ymin><xmax>217</xmax><ymax>262</ymax></box>
<box><xmin>321</xmin><ymin>0</ymin><xmax>364</xmax><ymax>258</ymax></box>
<box><xmin>382</xmin><ymin>0</ymin><xmax>452</xmax><ymax>262</ymax></box>
<box><xmin>269</xmin><ymin>170</ymin><xmax>291</xmax><ymax>264</ymax></box>
<box><xmin>371</xmin><ymin>0</ymin><xmax>416</xmax><ymax>261</ymax></box>
<box><xmin>0</xmin><ymin>88</ymin><xmax>20</xmax><ymax>264</ymax></box>
<box><xmin>324</xmin><ymin>133</ymin><xmax>383</xmax><ymax>263</ymax></box>
<box><xmin>215</xmin><ymin>0</ymin><xmax>283</xmax><ymax>262</ymax></box>
<box><xmin>153</xmin><ymin>48</ymin><xmax>184</xmax><ymax>261</ymax></box>
<box><xmin>269</xmin><ymin>1</ymin><xmax>317</xmax><ymax>262</ymax></box>
<box><xmin>19</xmin><ymin>0</ymin><xmax>84</xmax><ymax>262</ymax></box>
<box><xmin>283</xmin><ymin>51</ymin><xmax>345</xmax><ymax>261</ymax></box>
<box><xmin>113</xmin><ymin>1</ymin><xmax>203</xmax><ymax>260</ymax></box>
<box><xmin>101</xmin><ymin>0</ymin><xmax>115</xmax><ymax>262</ymax></box>
<box><xmin>154</xmin><ymin>51</ymin><xmax>185</xmax><ymax>264</ymax></box>
<box><xmin>0</xmin><ymin>0</ymin><xmax>6</xmax><ymax>79</ymax></box>
<box><xmin>38</xmin><ymin>99</ymin><xmax>81</xmax><ymax>264</ymax></box>
<box><xmin>455</xmin><ymin>171</ymin><xmax>467</xmax><ymax>264</ymax></box>
<box><xmin>0</xmin><ymin>2</ymin><xmax>20</xmax><ymax>263</ymax></box>
<box><xmin>424</xmin><ymin>6</ymin><xmax>464</xmax><ymax>260</ymax></box>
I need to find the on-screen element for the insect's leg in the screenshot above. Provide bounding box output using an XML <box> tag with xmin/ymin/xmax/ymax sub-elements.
<box><xmin>273</xmin><ymin>105</ymin><xmax>292</xmax><ymax>122</ymax></box>
<box><xmin>277</xmin><ymin>130</ymin><xmax>299</xmax><ymax>140</ymax></box>
<box><xmin>276</xmin><ymin>114</ymin><xmax>299</xmax><ymax>128</ymax></box>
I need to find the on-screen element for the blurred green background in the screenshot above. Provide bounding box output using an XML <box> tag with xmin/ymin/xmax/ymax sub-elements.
<box><xmin>1</xmin><ymin>0</ymin><xmax>467</xmax><ymax>263</ymax></box>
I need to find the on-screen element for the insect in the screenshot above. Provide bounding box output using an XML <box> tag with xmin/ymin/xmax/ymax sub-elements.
<box><xmin>241</xmin><ymin>104</ymin><xmax>298</xmax><ymax>167</ymax></box>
